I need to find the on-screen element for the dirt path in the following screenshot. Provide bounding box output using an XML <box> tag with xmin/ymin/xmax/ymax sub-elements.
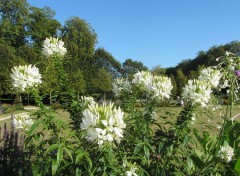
<box><xmin>0</xmin><ymin>106</ymin><xmax>38</xmax><ymax>122</ymax></box>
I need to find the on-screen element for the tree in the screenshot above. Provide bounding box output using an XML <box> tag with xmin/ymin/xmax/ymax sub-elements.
<box><xmin>122</xmin><ymin>59</ymin><xmax>148</xmax><ymax>79</ymax></box>
<box><xmin>151</xmin><ymin>65</ymin><xmax>166</xmax><ymax>76</ymax></box>
<box><xmin>29</xmin><ymin>6</ymin><xmax>61</xmax><ymax>48</ymax></box>
<box><xmin>170</xmin><ymin>74</ymin><xmax>177</xmax><ymax>96</ymax></box>
<box><xmin>61</xmin><ymin>16</ymin><xmax>97</xmax><ymax>68</ymax></box>
<box><xmin>0</xmin><ymin>43</ymin><xmax>26</xmax><ymax>95</ymax></box>
<box><xmin>0</xmin><ymin>0</ymin><xmax>30</xmax><ymax>47</ymax></box>
<box><xmin>91</xmin><ymin>48</ymin><xmax>122</xmax><ymax>78</ymax></box>
<box><xmin>68</xmin><ymin>69</ymin><xmax>86</xmax><ymax>99</ymax></box>
<box><xmin>175</xmin><ymin>69</ymin><xmax>188</xmax><ymax>96</ymax></box>
<box><xmin>91</xmin><ymin>68</ymin><xmax>112</xmax><ymax>100</ymax></box>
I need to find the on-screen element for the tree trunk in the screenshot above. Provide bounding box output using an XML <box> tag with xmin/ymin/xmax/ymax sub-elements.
<box><xmin>50</xmin><ymin>91</ymin><xmax>52</xmax><ymax>105</ymax></box>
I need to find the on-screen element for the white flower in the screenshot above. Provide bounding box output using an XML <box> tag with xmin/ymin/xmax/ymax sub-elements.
<box><xmin>11</xmin><ymin>65</ymin><xmax>42</xmax><ymax>93</ymax></box>
<box><xmin>112</xmin><ymin>78</ymin><xmax>132</xmax><ymax>97</ymax></box>
<box><xmin>80</xmin><ymin>96</ymin><xmax>96</xmax><ymax>107</ymax></box>
<box><xmin>126</xmin><ymin>166</ymin><xmax>138</xmax><ymax>176</ymax></box>
<box><xmin>150</xmin><ymin>76</ymin><xmax>173</xmax><ymax>100</ymax></box>
<box><xmin>132</xmin><ymin>71</ymin><xmax>153</xmax><ymax>89</ymax></box>
<box><xmin>182</xmin><ymin>79</ymin><xmax>212</xmax><ymax>107</ymax></box>
<box><xmin>132</xmin><ymin>71</ymin><xmax>173</xmax><ymax>100</ymax></box>
<box><xmin>219</xmin><ymin>144</ymin><xmax>234</xmax><ymax>162</ymax></box>
<box><xmin>13</xmin><ymin>113</ymin><xmax>33</xmax><ymax>130</ymax></box>
<box><xmin>191</xmin><ymin>113</ymin><xmax>196</xmax><ymax>121</ymax></box>
<box><xmin>80</xmin><ymin>102</ymin><xmax>126</xmax><ymax>145</ymax></box>
<box><xmin>42</xmin><ymin>37</ymin><xmax>67</xmax><ymax>57</ymax></box>
<box><xmin>198</xmin><ymin>67</ymin><xmax>222</xmax><ymax>88</ymax></box>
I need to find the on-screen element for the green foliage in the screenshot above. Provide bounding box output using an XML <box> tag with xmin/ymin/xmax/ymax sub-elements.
<box><xmin>0</xmin><ymin>43</ymin><xmax>26</xmax><ymax>95</ymax></box>
<box><xmin>175</xmin><ymin>69</ymin><xmax>188</xmax><ymax>95</ymax></box>
<box><xmin>0</xmin><ymin>0</ymin><xmax>30</xmax><ymax>47</ymax></box>
<box><xmin>122</xmin><ymin>58</ymin><xmax>148</xmax><ymax>79</ymax></box>
<box><xmin>61</xmin><ymin>16</ymin><xmax>97</xmax><ymax>63</ymax></box>
<box><xmin>29</xmin><ymin>6</ymin><xmax>61</xmax><ymax>48</ymax></box>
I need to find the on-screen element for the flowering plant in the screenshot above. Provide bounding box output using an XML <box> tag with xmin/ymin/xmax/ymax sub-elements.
<box><xmin>13</xmin><ymin>113</ymin><xmax>33</xmax><ymax>131</ymax></box>
<box><xmin>42</xmin><ymin>37</ymin><xmax>67</xmax><ymax>57</ymax></box>
<box><xmin>11</xmin><ymin>64</ymin><xmax>42</xmax><ymax>93</ymax></box>
<box><xmin>80</xmin><ymin>102</ymin><xmax>126</xmax><ymax>145</ymax></box>
<box><xmin>4</xmin><ymin>40</ymin><xmax>240</xmax><ymax>176</ymax></box>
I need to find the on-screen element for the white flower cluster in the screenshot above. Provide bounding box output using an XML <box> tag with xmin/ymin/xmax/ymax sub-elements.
<box><xmin>198</xmin><ymin>67</ymin><xmax>222</xmax><ymax>88</ymax></box>
<box><xmin>218</xmin><ymin>144</ymin><xmax>234</xmax><ymax>162</ymax></box>
<box><xmin>125</xmin><ymin>166</ymin><xmax>138</xmax><ymax>176</ymax></box>
<box><xmin>132</xmin><ymin>71</ymin><xmax>153</xmax><ymax>89</ymax></box>
<box><xmin>42</xmin><ymin>37</ymin><xmax>67</xmax><ymax>57</ymax></box>
<box><xmin>80</xmin><ymin>96</ymin><xmax>96</xmax><ymax>107</ymax></box>
<box><xmin>80</xmin><ymin>102</ymin><xmax>126</xmax><ymax>145</ymax></box>
<box><xmin>182</xmin><ymin>79</ymin><xmax>212</xmax><ymax>107</ymax></box>
<box><xmin>13</xmin><ymin>113</ymin><xmax>33</xmax><ymax>130</ymax></box>
<box><xmin>132</xmin><ymin>71</ymin><xmax>173</xmax><ymax>100</ymax></box>
<box><xmin>151</xmin><ymin>76</ymin><xmax>173</xmax><ymax>100</ymax></box>
<box><xmin>11</xmin><ymin>65</ymin><xmax>42</xmax><ymax>92</ymax></box>
<box><xmin>112</xmin><ymin>78</ymin><xmax>132</xmax><ymax>97</ymax></box>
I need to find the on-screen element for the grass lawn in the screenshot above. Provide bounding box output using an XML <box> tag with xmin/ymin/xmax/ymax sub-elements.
<box><xmin>154</xmin><ymin>105</ymin><xmax>240</xmax><ymax>134</ymax></box>
<box><xmin>0</xmin><ymin>107</ymin><xmax>70</xmax><ymax>134</ymax></box>
<box><xmin>0</xmin><ymin>105</ymin><xmax>239</xmax><ymax>136</ymax></box>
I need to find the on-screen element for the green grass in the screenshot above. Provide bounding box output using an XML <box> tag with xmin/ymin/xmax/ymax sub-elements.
<box><xmin>1</xmin><ymin>105</ymin><xmax>239</xmax><ymax>136</ymax></box>
<box><xmin>154</xmin><ymin>105</ymin><xmax>240</xmax><ymax>134</ymax></box>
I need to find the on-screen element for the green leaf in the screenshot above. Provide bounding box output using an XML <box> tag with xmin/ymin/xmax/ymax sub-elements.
<box><xmin>28</xmin><ymin>120</ymin><xmax>40</xmax><ymax>135</ymax></box>
<box><xmin>234</xmin><ymin>158</ymin><xmax>240</xmax><ymax>174</ymax></box>
<box><xmin>75</xmin><ymin>152</ymin><xmax>84</xmax><ymax>164</ymax></box>
<box><xmin>46</xmin><ymin>144</ymin><xmax>59</xmax><ymax>154</ymax></box>
<box><xmin>57</xmin><ymin>144</ymin><xmax>63</xmax><ymax>165</ymax></box>
<box><xmin>52</xmin><ymin>160</ymin><xmax>58</xmax><ymax>175</ymax></box>
<box><xmin>63</xmin><ymin>147</ymin><xmax>73</xmax><ymax>162</ymax></box>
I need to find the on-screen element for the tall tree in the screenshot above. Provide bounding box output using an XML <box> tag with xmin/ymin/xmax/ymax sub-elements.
<box><xmin>61</xmin><ymin>16</ymin><xmax>97</xmax><ymax>67</ymax></box>
<box><xmin>91</xmin><ymin>68</ymin><xmax>112</xmax><ymax>100</ymax></box>
<box><xmin>0</xmin><ymin>43</ymin><xmax>26</xmax><ymax>95</ymax></box>
<box><xmin>122</xmin><ymin>58</ymin><xmax>148</xmax><ymax>79</ymax></box>
<box><xmin>0</xmin><ymin>0</ymin><xmax>30</xmax><ymax>47</ymax></box>
<box><xmin>91</xmin><ymin>48</ymin><xmax>122</xmax><ymax>78</ymax></box>
<box><xmin>151</xmin><ymin>65</ymin><xmax>166</xmax><ymax>76</ymax></box>
<box><xmin>175</xmin><ymin>69</ymin><xmax>188</xmax><ymax>96</ymax></box>
<box><xmin>29</xmin><ymin>6</ymin><xmax>61</xmax><ymax>48</ymax></box>
<box><xmin>68</xmin><ymin>69</ymin><xmax>86</xmax><ymax>99</ymax></box>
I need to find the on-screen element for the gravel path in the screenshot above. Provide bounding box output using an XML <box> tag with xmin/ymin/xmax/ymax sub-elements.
<box><xmin>0</xmin><ymin>106</ymin><xmax>38</xmax><ymax>122</ymax></box>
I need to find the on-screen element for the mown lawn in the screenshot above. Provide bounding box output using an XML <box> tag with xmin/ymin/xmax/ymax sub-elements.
<box><xmin>0</xmin><ymin>105</ymin><xmax>239</xmax><ymax>136</ymax></box>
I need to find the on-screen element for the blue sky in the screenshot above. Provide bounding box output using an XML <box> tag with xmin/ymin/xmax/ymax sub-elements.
<box><xmin>28</xmin><ymin>0</ymin><xmax>240</xmax><ymax>69</ymax></box>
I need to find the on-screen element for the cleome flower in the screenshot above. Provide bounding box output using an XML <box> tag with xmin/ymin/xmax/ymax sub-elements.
<box><xmin>125</xmin><ymin>166</ymin><xmax>138</xmax><ymax>176</ymax></box>
<box><xmin>42</xmin><ymin>37</ymin><xmax>67</xmax><ymax>57</ymax></box>
<box><xmin>80</xmin><ymin>102</ymin><xmax>126</xmax><ymax>145</ymax></box>
<box><xmin>132</xmin><ymin>71</ymin><xmax>173</xmax><ymax>100</ymax></box>
<box><xmin>182</xmin><ymin>79</ymin><xmax>212</xmax><ymax>107</ymax></box>
<box><xmin>123</xmin><ymin>161</ymin><xmax>139</xmax><ymax>176</ymax></box>
<box><xmin>11</xmin><ymin>65</ymin><xmax>42</xmax><ymax>93</ymax></box>
<box><xmin>112</xmin><ymin>78</ymin><xmax>132</xmax><ymax>97</ymax></box>
<box><xmin>80</xmin><ymin>96</ymin><xmax>96</xmax><ymax>108</ymax></box>
<box><xmin>132</xmin><ymin>71</ymin><xmax>153</xmax><ymax>92</ymax></box>
<box><xmin>198</xmin><ymin>67</ymin><xmax>222</xmax><ymax>88</ymax></box>
<box><xmin>13</xmin><ymin>113</ymin><xmax>33</xmax><ymax>131</ymax></box>
<box><xmin>150</xmin><ymin>75</ymin><xmax>173</xmax><ymax>100</ymax></box>
<box><xmin>218</xmin><ymin>144</ymin><xmax>234</xmax><ymax>162</ymax></box>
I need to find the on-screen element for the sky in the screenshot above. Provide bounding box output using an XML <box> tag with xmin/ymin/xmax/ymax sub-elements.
<box><xmin>27</xmin><ymin>0</ymin><xmax>240</xmax><ymax>69</ymax></box>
